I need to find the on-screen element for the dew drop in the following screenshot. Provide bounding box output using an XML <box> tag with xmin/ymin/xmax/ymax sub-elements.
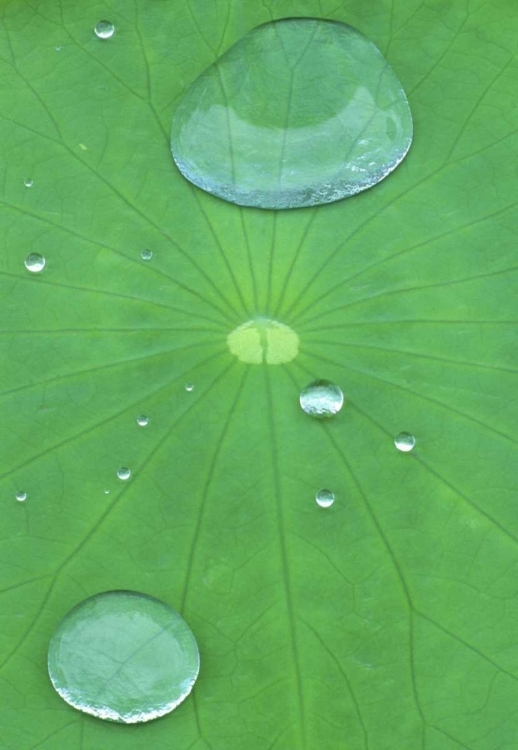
<box><xmin>141</xmin><ymin>249</ymin><xmax>153</xmax><ymax>261</ymax></box>
<box><xmin>300</xmin><ymin>379</ymin><xmax>344</xmax><ymax>418</ymax></box>
<box><xmin>94</xmin><ymin>20</ymin><xmax>115</xmax><ymax>39</ymax></box>
<box><xmin>24</xmin><ymin>178</ymin><xmax>34</xmax><ymax>188</ymax></box>
<box><xmin>136</xmin><ymin>415</ymin><xmax>149</xmax><ymax>427</ymax></box>
<box><xmin>24</xmin><ymin>253</ymin><xmax>46</xmax><ymax>273</ymax></box>
<box><xmin>15</xmin><ymin>491</ymin><xmax>27</xmax><ymax>502</ymax></box>
<box><xmin>394</xmin><ymin>432</ymin><xmax>416</xmax><ymax>452</ymax></box>
<box><xmin>116</xmin><ymin>467</ymin><xmax>131</xmax><ymax>481</ymax></box>
<box><xmin>47</xmin><ymin>590</ymin><xmax>200</xmax><ymax>723</ymax></box>
<box><xmin>55</xmin><ymin>46</ymin><xmax>62</xmax><ymax>51</ymax></box>
<box><xmin>104</xmin><ymin>490</ymin><xmax>110</xmax><ymax>495</ymax></box>
<box><xmin>185</xmin><ymin>383</ymin><xmax>194</xmax><ymax>392</ymax></box>
<box><xmin>171</xmin><ymin>18</ymin><xmax>412</xmax><ymax>209</ymax></box>
<box><xmin>316</xmin><ymin>489</ymin><xmax>334</xmax><ymax>508</ymax></box>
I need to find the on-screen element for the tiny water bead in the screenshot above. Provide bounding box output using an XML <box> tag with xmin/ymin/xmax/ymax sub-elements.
<box><xmin>227</xmin><ymin>318</ymin><xmax>299</xmax><ymax>364</ymax></box>
<box><xmin>24</xmin><ymin>253</ymin><xmax>45</xmax><ymax>273</ymax></box>
<box><xmin>24</xmin><ymin>178</ymin><xmax>33</xmax><ymax>188</ymax></box>
<box><xmin>15</xmin><ymin>491</ymin><xmax>27</xmax><ymax>502</ymax></box>
<box><xmin>316</xmin><ymin>489</ymin><xmax>335</xmax><ymax>508</ymax></box>
<box><xmin>47</xmin><ymin>590</ymin><xmax>200</xmax><ymax>723</ymax></box>
<box><xmin>394</xmin><ymin>432</ymin><xmax>416</xmax><ymax>452</ymax></box>
<box><xmin>116</xmin><ymin>467</ymin><xmax>131</xmax><ymax>480</ymax></box>
<box><xmin>140</xmin><ymin>249</ymin><xmax>153</xmax><ymax>261</ymax></box>
<box><xmin>136</xmin><ymin>415</ymin><xmax>149</xmax><ymax>427</ymax></box>
<box><xmin>185</xmin><ymin>383</ymin><xmax>194</xmax><ymax>392</ymax></box>
<box><xmin>300</xmin><ymin>380</ymin><xmax>344</xmax><ymax>418</ymax></box>
<box><xmin>94</xmin><ymin>20</ymin><xmax>115</xmax><ymax>39</ymax></box>
<box><xmin>171</xmin><ymin>18</ymin><xmax>412</xmax><ymax>209</ymax></box>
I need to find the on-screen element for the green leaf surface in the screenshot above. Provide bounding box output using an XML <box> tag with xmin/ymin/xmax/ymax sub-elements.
<box><xmin>1</xmin><ymin>1</ymin><xmax>517</xmax><ymax>749</ymax></box>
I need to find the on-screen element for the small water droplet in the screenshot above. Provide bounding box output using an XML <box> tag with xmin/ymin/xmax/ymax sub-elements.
<box><xmin>185</xmin><ymin>383</ymin><xmax>194</xmax><ymax>392</ymax></box>
<box><xmin>104</xmin><ymin>489</ymin><xmax>110</xmax><ymax>495</ymax></box>
<box><xmin>394</xmin><ymin>432</ymin><xmax>416</xmax><ymax>452</ymax></box>
<box><xmin>136</xmin><ymin>415</ymin><xmax>149</xmax><ymax>427</ymax></box>
<box><xmin>316</xmin><ymin>489</ymin><xmax>334</xmax><ymax>508</ymax></box>
<box><xmin>47</xmin><ymin>590</ymin><xmax>200</xmax><ymax>723</ymax></box>
<box><xmin>300</xmin><ymin>379</ymin><xmax>343</xmax><ymax>418</ymax></box>
<box><xmin>140</xmin><ymin>249</ymin><xmax>153</xmax><ymax>261</ymax></box>
<box><xmin>24</xmin><ymin>253</ymin><xmax>46</xmax><ymax>273</ymax></box>
<box><xmin>55</xmin><ymin>46</ymin><xmax>62</xmax><ymax>51</ymax></box>
<box><xmin>15</xmin><ymin>491</ymin><xmax>27</xmax><ymax>502</ymax></box>
<box><xmin>94</xmin><ymin>20</ymin><xmax>115</xmax><ymax>39</ymax></box>
<box><xmin>171</xmin><ymin>18</ymin><xmax>412</xmax><ymax>209</ymax></box>
<box><xmin>24</xmin><ymin>178</ymin><xmax>34</xmax><ymax>188</ymax></box>
<box><xmin>117</xmin><ymin>467</ymin><xmax>131</xmax><ymax>480</ymax></box>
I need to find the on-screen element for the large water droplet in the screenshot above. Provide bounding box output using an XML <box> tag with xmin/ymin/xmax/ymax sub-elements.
<box><xmin>47</xmin><ymin>590</ymin><xmax>200</xmax><ymax>723</ymax></box>
<box><xmin>316</xmin><ymin>489</ymin><xmax>334</xmax><ymax>508</ymax></box>
<box><xmin>117</xmin><ymin>467</ymin><xmax>131</xmax><ymax>480</ymax></box>
<box><xmin>300</xmin><ymin>380</ymin><xmax>344</xmax><ymax>418</ymax></box>
<box><xmin>94</xmin><ymin>20</ymin><xmax>115</xmax><ymax>39</ymax></box>
<box><xmin>15</xmin><ymin>491</ymin><xmax>27</xmax><ymax>502</ymax></box>
<box><xmin>24</xmin><ymin>253</ymin><xmax>46</xmax><ymax>273</ymax></box>
<box><xmin>171</xmin><ymin>18</ymin><xmax>412</xmax><ymax>209</ymax></box>
<box><xmin>140</xmin><ymin>249</ymin><xmax>153</xmax><ymax>261</ymax></box>
<box><xmin>394</xmin><ymin>432</ymin><xmax>416</xmax><ymax>452</ymax></box>
<box><xmin>24</xmin><ymin>178</ymin><xmax>34</xmax><ymax>188</ymax></box>
<box><xmin>136</xmin><ymin>415</ymin><xmax>149</xmax><ymax>427</ymax></box>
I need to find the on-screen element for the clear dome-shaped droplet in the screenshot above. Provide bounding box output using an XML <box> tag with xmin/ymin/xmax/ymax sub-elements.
<box><xmin>117</xmin><ymin>467</ymin><xmax>131</xmax><ymax>480</ymax></box>
<box><xmin>140</xmin><ymin>249</ymin><xmax>153</xmax><ymax>261</ymax></box>
<box><xmin>316</xmin><ymin>489</ymin><xmax>334</xmax><ymax>508</ymax></box>
<box><xmin>24</xmin><ymin>253</ymin><xmax>46</xmax><ymax>273</ymax></box>
<box><xmin>171</xmin><ymin>18</ymin><xmax>412</xmax><ymax>209</ymax></box>
<box><xmin>94</xmin><ymin>20</ymin><xmax>115</xmax><ymax>39</ymax></box>
<box><xmin>47</xmin><ymin>590</ymin><xmax>200</xmax><ymax>723</ymax></box>
<box><xmin>394</xmin><ymin>432</ymin><xmax>416</xmax><ymax>452</ymax></box>
<box><xmin>300</xmin><ymin>380</ymin><xmax>344</xmax><ymax>418</ymax></box>
<box><xmin>185</xmin><ymin>383</ymin><xmax>194</xmax><ymax>392</ymax></box>
<box><xmin>15</xmin><ymin>491</ymin><xmax>27</xmax><ymax>502</ymax></box>
<box><xmin>55</xmin><ymin>46</ymin><xmax>62</xmax><ymax>52</ymax></box>
<box><xmin>136</xmin><ymin>415</ymin><xmax>149</xmax><ymax>427</ymax></box>
<box><xmin>24</xmin><ymin>178</ymin><xmax>34</xmax><ymax>188</ymax></box>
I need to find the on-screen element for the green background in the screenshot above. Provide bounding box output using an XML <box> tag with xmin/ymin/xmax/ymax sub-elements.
<box><xmin>1</xmin><ymin>0</ymin><xmax>517</xmax><ymax>748</ymax></box>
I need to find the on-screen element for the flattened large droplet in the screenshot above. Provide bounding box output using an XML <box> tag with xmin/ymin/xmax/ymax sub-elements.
<box><xmin>171</xmin><ymin>18</ymin><xmax>412</xmax><ymax>209</ymax></box>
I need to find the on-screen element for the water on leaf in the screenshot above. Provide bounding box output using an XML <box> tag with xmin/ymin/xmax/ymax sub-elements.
<box><xmin>55</xmin><ymin>46</ymin><xmax>61</xmax><ymax>51</ymax></box>
<box><xmin>47</xmin><ymin>590</ymin><xmax>200</xmax><ymax>723</ymax></box>
<box><xmin>141</xmin><ymin>249</ymin><xmax>153</xmax><ymax>261</ymax></box>
<box><xmin>136</xmin><ymin>415</ymin><xmax>149</xmax><ymax>427</ymax></box>
<box><xmin>94</xmin><ymin>21</ymin><xmax>115</xmax><ymax>39</ymax></box>
<box><xmin>116</xmin><ymin>467</ymin><xmax>131</xmax><ymax>480</ymax></box>
<box><xmin>300</xmin><ymin>379</ymin><xmax>344</xmax><ymax>418</ymax></box>
<box><xmin>15</xmin><ymin>491</ymin><xmax>27</xmax><ymax>502</ymax></box>
<box><xmin>171</xmin><ymin>18</ymin><xmax>412</xmax><ymax>209</ymax></box>
<box><xmin>185</xmin><ymin>383</ymin><xmax>194</xmax><ymax>392</ymax></box>
<box><xmin>316</xmin><ymin>489</ymin><xmax>334</xmax><ymax>508</ymax></box>
<box><xmin>394</xmin><ymin>432</ymin><xmax>416</xmax><ymax>452</ymax></box>
<box><xmin>24</xmin><ymin>253</ymin><xmax>45</xmax><ymax>273</ymax></box>
<box><xmin>24</xmin><ymin>178</ymin><xmax>34</xmax><ymax>188</ymax></box>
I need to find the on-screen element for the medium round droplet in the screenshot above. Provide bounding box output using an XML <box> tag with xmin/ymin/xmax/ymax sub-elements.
<box><xmin>116</xmin><ymin>467</ymin><xmax>131</xmax><ymax>481</ymax></box>
<box><xmin>136</xmin><ymin>415</ymin><xmax>149</xmax><ymax>427</ymax></box>
<box><xmin>394</xmin><ymin>432</ymin><xmax>416</xmax><ymax>452</ymax></box>
<box><xmin>171</xmin><ymin>18</ymin><xmax>412</xmax><ymax>209</ymax></box>
<box><xmin>185</xmin><ymin>383</ymin><xmax>194</xmax><ymax>392</ymax></box>
<box><xmin>47</xmin><ymin>590</ymin><xmax>200</xmax><ymax>723</ymax></box>
<box><xmin>24</xmin><ymin>178</ymin><xmax>34</xmax><ymax>188</ymax></box>
<box><xmin>94</xmin><ymin>20</ymin><xmax>115</xmax><ymax>39</ymax></box>
<box><xmin>316</xmin><ymin>489</ymin><xmax>334</xmax><ymax>508</ymax></box>
<box><xmin>300</xmin><ymin>380</ymin><xmax>344</xmax><ymax>418</ymax></box>
<box><xmin>24</xmin><ymin>253</ymin><xmax>46</xmax><ymax>273</ymax></box>
<box><xmin>140</xmin><ymin>249</ymin><xmax>153</xmax><ymax>261</ymax></box>
<box><xmin>15</xmin><ymin>491</ymin><xmax>27</xmax><ymax>502</ymax></box>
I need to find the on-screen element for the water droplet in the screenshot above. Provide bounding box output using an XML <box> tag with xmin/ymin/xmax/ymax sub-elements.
<box><xmin>316</xmin><ymin>489</ymin><xmax>334</xmax><ymax>508</ymax></box>
<box><xmin>171</xmin><ymin>18</ymin><xmax>412</xmax><ymax>209</ymax></box>
<box><xmin>136</xmin><ymin>415</ymin><xmax>149</xmax><ymax>427</ymax></box>
<box><xmin>300</xmin><ymin>380</ymin><xmax>344</xmax><ymax>418</ymax></box>
<box><xmin>15</xmin><ymin>491</ymin><xmax>27</xmax><ymax>502</ymax></box>
<box><xmin>185</xmin><ymin>383</ymin><xmax>194</xmax><ymax>392</ymax></box>
<box><xmin>24</xmin><ymin>178</ymin><xmax>34</xmax><ymax>188</ymax></box>
<box><xmin>140</xmin><ymin>249</ymin><xmax>153</xmax><ymax>261</ymax></box>
<box><xmin>24</xmin><ymin>253</ymin><xmax>46</xmax><ymax>273</ymax></box>
<box><xmin>55</xmin><ymin>46</ymin><xmax>62</xmax><ymax>52</ymax></box>
<box><xmin>47</xmin><ymin>590</ymin><xmax>200</xmax><ymax>723</ymax></box>
<box><xmin>394</xmin><ymin>432</ymin><xmax>416</xmax><ymax>452</ymax></box>
<box><xmin>117</xmin><ymin>467</ymin><xmax>131</xmax><ymax>481</ymax></box>
<box><xmin>227</xmin><ymin>317</ymin><xmax>299</xmax><ymax>364</ymax></box>
<box><xmin>104</xmin><ymin>490</ymin><xmax>110</xmax><ymax>495</ymax></box>
<box><xmin>94</xmin><ymin>20</ymin><xmax>115</xmax><ymax>40</ymax></box>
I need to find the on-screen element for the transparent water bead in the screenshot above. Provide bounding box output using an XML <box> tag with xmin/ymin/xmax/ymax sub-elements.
<box><xmin>316</xmin><ymin>489</ymin><xmax>334</xmax><ymax>508</ymax></box>
<box><xmin>300</xmin><ymin>380</ymin><xmax>344</xmax><ymax>418</ymax></box>
<box><xmin>47</xmin><ymin>590</ymin><xmax>200</xmax><ymax>723</ymax></box>
<box><xmin>394</xmin><ymin>432</ymin><xmax>416</xmax><ymax>452</ymax></box>
<box><xmin>24</xmin><ymin>178</ymin><xmax>34</xmax><ymax>188</ymax></box>
<box><xmin>24</xmin><ymin>253</ymin><xmax>45</xmax><ymax>273</ymax></box>
<box><xmin>116</xmin><ymin>467</ymin><xmax>131</xmax><ymax>480</ymax></box>
<box><xmin>141</xmin><ymin>249</ymin><xmax>153</xmax><ymax>261</ymax></box>
<box><xmin>171</xmin><ymin>18</ymin><xmax>412</xmax><ymax>209</ymax></box>
<box><xmin>136</xmin><ymin>415</ymin><xmax>149</xmax><ymax>427</ymax></box>
<box><xmin>185</xmin><ymin>383</ymin><xmax>194</xmax><ymax>392</ymax></box>
<box><xmin>15</xmin><ymin>491</ymin><xmax>27</xmax><ymax>502</ymax></box>
<box><xmin>94</xmin><ymin>20</ymin><xmax>115</xmax><ymax>39</ymax></box>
